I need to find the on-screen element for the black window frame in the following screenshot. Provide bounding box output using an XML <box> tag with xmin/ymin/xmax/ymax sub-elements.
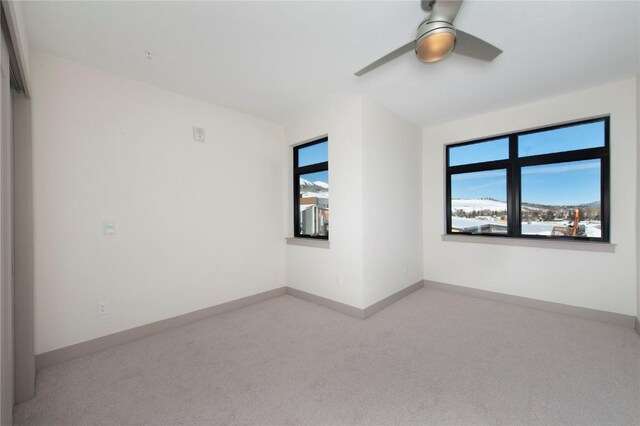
<box><xmin>293</xmin><ymin>137</ymin><xmax>329</xmax><ymax>240</ymax></box>
<box><xmin>445</xmin><ymin>116</ymin><xmax>610</xmax><ymax>242</ymax></box>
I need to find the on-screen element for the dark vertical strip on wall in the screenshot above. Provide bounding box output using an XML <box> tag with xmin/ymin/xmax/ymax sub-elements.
<box><xmin>12</xmin><ymin>92</ymin><xmax>34</xmax><ymax>404</ymax></box>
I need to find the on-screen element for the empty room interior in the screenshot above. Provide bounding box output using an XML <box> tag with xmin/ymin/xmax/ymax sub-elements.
<box><xmin>0</xmin><ymin>0</ymin><xmax>639</xmax><ymax>425</ymax></box>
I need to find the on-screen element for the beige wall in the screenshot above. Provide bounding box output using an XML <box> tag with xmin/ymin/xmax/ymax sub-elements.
<box><xmin>423</xmin><ymin>78</ymin><xmax>638</xmax><ymax>316</ymax></box>
<box><xmin>0</xmin><ymin>29</ymin><xmax>12</xmax><ymax>426</ymax></box>
<box><xmin>31</xmin><ymin>52</ymin><xmax>286</xmax><ymax>354</ymax></box>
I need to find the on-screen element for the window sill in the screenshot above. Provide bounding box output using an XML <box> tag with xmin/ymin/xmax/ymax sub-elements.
<box><xmin>441</xmin><ymin>234</ymin><xmax>615</xmax><ymax>253</ymax></box>
<box><xmin>286</xmin><ymin>237</ymin><xmax>330</xmax><ymax>249</ymax></box>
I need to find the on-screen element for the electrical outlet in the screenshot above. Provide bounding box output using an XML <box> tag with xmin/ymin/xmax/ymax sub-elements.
<box><xmin>98</xmin><ymin>301</ymin><xmax>109</xmax><ymax>315</ymax></box>
<box><xmin>103</xmin><ymin>220</ymin><xmax>116</xmax><ymax>235</ymax></box>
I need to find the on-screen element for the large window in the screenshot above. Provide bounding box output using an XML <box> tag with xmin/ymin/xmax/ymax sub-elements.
<box><xmin>446</xmin><ymin>117</ymin><xmax>609</xmax><ymax>241</ymax></box>
<box><xmin>294</xmin><ymin>137</ymin><xmax>329</xmax><ymax>239</ymax></box>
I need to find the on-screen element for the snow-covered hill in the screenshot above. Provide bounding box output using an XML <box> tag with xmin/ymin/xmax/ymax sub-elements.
<box><xmin>452</xmin><ymin>199</ymin><xmax>571</xmax><ymax>213</ymax></box>
<box><xmin>452</xmin><ymin>198</ymin><xmax>506</xmax><ymax>213</ymax></box>
<box><xmin>300</xmin><ymin>178</ymin><xmax>328</xmax><ymax>198</ymax></box>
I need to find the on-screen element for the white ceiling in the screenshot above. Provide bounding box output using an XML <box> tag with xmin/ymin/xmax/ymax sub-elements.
<box><xmin>24</xmin><ymin>1</ymin><xmax>640</xmax><ymax>127</ymax></box>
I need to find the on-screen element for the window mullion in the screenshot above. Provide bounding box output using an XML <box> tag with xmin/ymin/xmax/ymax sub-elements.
<box><xmin>294</xmin><ymin>161</ymin><xmax>329</xmax><ymax>175</ymax></box>
<box><xmin>602</xmin><ymin>118</ymin><xmax>610</xmax><ymax>241</ymax></box>
<box><xmin>517</xmin><ymin>147</ymin><xmax>605</xmax><ymax>167</ymax></box>
<box><xmin>446</xmin><ymin>170</ymin><xmax>452</xmax><ymax>233</ymax></box>
<box><xmin>447</xmin><ymin>159</ymin><xmax>511</xmax><ymax>174</ymax></box>
<box><xmin>293</xmin><ymin>171</ymin><xmax>300</xmax><ymax>237</ymax></box>
<box><xmin>509</xmin><ymin>134</ymin><xmax>521</xmax><ymax>237</ymax></box>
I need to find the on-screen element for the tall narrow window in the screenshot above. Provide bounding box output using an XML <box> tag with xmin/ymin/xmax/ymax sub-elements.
<box><xmin>446</xmin><ymin>117</ymin><xmax>609</xmax><ymax>242</ymax></box>
<box><xmin>293</xmin><ymin>138</ymin><xmax>329</xmax><ymax>239</ymax></box>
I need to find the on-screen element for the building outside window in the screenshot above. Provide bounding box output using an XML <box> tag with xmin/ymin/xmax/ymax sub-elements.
<box><xmin>446</xmin><ymin>117</ymin><xmax>609</xmax><ymax>241</ymax></box>
<box><xmin>293</xmin><ymin>137</ymin><xmax>329</xmax><ymax>239</ymax></box>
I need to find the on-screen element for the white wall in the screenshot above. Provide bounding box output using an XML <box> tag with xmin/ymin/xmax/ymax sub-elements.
<box><xmin>285</xmin><ymin>96</ymin><xmax>423</xmax><ymax>309</ymax></box>
<box><xmin>423</xmin><ymin>78</ymin><xmax>638</xmax><ymax>316</ymax></box>
<box><xmin>285</xmin><ymin>96</ymin><xmax>365</xmax><ymax>308</ymax></box>
<box><xmin>31</xmin><ymin>52</ymin><xmax>286</xmax><ymax>354</ymax></box>
<box><xmin>637</xmin><ymin>74</ymin><xmax>640</xmax><ymax>326</ymax></box>
<box><xmin>362</xmin><ymin>98</ymin><xmax>422</xmax><ymax>306</ymax></box>
<box><xmin>29</xmin><ymin>52</ymin><xmax>638</xmax><ymax>361</ymax></box>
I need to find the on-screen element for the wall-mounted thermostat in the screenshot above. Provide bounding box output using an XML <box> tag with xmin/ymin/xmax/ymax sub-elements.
<box><xmin>193</xmin><ymin>126</ymin><xmax>205</xmax><ymax>142</ymax></box>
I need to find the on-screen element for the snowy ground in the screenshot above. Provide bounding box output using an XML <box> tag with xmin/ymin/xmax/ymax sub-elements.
<box><xmin>451</xmin><ymin>217</ymin><xmax>601</xmax><ymax>238</ymax></box>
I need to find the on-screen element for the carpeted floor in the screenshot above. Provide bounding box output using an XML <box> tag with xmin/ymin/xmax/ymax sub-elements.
<box><xmin>14</xmin><ymin>288</ymin><xmax>640</xmax><ymax>425</ymax></box>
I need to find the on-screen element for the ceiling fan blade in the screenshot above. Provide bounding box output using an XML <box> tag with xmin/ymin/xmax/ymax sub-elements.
<box><xmin>430</xmin><ymin>0</ymin><xmax>463</xmax><ymax>23</ymax></box>
<box><xmin>454</xmin><ymin>30</ymin><xmax>502</xmax><ymax>62</ymax></box>
<box><xmin>354</xmin><ymin>40</ymin><xmax>416</xmax><ymax>76</ymax></box>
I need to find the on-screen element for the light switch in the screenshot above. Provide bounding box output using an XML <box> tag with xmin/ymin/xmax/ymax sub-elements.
<box><xmin>193</xmin><ymin>126</ymin><xmax>205</xmax><ymax>142</ymax></box>
<box><xmin>103</xmin><ymin>220</ymin><xmax>116</xmax><ymax>235</ymax></box>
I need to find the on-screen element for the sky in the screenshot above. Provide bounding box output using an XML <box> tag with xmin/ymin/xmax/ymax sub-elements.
<box><xmin>449</xmin><ymin>121</ymin><xmax>604</xmax><ymax>166</ymax></box>
<box><xmin>298</xmin><ymin>141</ymin><xmax>327</xmax><ymax>166</ymax></box>
<box><xmin>300</xmin><ymin>170</ymin><xmax>328</xmax><ymax>184</ymax></box>
<box><xmin>449</xmin><ymin>138</ymin><xmax>509</xmax><ymax>166</ymax></box>
<box><xmin>521</xmin><ymin>159</ymin><xmax>600</xmax><ymax>205</ymax></box>
<box><xmin>450</xmin><ymin>121</ymin><xmax>604</xmax><ymax>206</ymax></box>
<box><xmin>298</xmin><ymin>141</ymin><xmax>328</xmax><ymax>184</ymax></box>
<box><xmin>451</xmin><ymin>159</ymin><xmax>601</xmax><ymax>205</ymax></box>
<box><xmin>451</xmin><ymin>169</ymin><xmax>507</xmax><ymax>202</ymax></box>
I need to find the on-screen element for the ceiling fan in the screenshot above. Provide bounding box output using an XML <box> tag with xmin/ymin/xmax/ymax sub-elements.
<box><xmin>354</xmin><ymin>0</ymin><xmax>502</xmax><ymax>76</ymax></box>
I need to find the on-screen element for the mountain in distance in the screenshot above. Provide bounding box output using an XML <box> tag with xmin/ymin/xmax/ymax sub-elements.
<box><xmin>521</xmin><ymin>200</ymin><xmax>600</xmax><ymax>210</ymax></box>
<box><xmin>452</xmin><ymin>198</ymin><xmax>601</xmax><ymax>221</ymax></box>
<box><xmin>452</xmin><ymin>197</ymin><xmax>600</xmax><ymax>210</ymax></box>
<box><xmin>300</xmin><ymin>178</ymin><xmax>329</xmax><ymax>198</ymax></box>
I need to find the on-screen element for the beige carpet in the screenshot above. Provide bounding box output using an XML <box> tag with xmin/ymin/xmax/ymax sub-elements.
<box><xmin>14</xmin><ymin>288</ymin><xmax>640</xmax><ymax>425</ymax></box>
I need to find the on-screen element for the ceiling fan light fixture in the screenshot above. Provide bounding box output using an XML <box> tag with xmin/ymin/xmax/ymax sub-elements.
<box><xmin>415</xmin><ymin>21</ymin><xmax>456</xmax><ymax>63</ymax></box>
<box><xmin>416</xmin><ymin>31</ymin><xmax>455</xmax><ymax>62</ymax></box>
<box><xmin>353</xmin><ymin>0</ymin><xmax>503</xmax><ymax>77</ymax></box>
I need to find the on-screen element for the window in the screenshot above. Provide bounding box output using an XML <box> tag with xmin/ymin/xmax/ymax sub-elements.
<box><xmin>293</xmin><ymin>138</ymin><xmax>329</xmax><ymax>239</ymax></box>
<box><xmin>446</xmin><ymin>117</ymin><xmax>609</xmax><ymax>241</ymax></box>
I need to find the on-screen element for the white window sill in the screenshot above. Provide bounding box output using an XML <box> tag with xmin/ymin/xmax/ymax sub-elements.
<box><xmin>441</xmin><ymin>234</ymin><xmax>615</xmax><ymax>253</ymax></box>
<box><xmin>286</xmin><ymin>237</ymin><xmax>330</xmax><ymax>249</ymax></box>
